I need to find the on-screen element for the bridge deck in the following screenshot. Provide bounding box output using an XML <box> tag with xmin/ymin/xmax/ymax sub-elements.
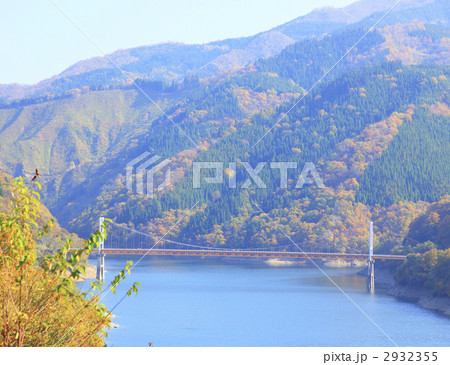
<box><xmin>85</xmin><ymin>248</ymin><xmax>406</xmax><ymax>261</ymax></box>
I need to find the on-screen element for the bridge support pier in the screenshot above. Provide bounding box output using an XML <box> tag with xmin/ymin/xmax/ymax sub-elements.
<box><xmin>367</xmin><ymin>222</ymin><xmax>375</xmax><ymax>294</ymax></box>
<box><xmin>96</xmin><ymin>253</ymin><xmax>105</xmax><ymax>282</ymax></box>
<box><xmin>367</xmin><ymin>259</ymin><xmax>375</xmax><ymax>294</ymax></box>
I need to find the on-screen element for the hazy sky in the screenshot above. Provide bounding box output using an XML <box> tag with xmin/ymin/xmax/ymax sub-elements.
<box><xmin>0</xmin><ymin>0</ymin><xmax>355</xmax><ymax>85</ymax></box>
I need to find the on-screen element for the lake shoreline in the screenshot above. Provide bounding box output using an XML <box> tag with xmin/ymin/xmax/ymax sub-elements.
<box><xmin>74</xmin><ymin>263</ymin><xmax>97</xmax><ymax>282</ymax></box>
<box><xmin>358</xmin><ymin>266</ymin><xmax>450</xmax><ymax>319</ymax></box>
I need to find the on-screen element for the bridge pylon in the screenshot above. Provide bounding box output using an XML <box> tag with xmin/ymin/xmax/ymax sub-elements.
<box><xmin>367</xmin><ymin>222</ymin><xmax>375</xmax><ymax>294</ymax></box>
<box><xmin>96</xmin><ymin>217</ymin><xmax>105</xmax><ymax>282</ymax></box>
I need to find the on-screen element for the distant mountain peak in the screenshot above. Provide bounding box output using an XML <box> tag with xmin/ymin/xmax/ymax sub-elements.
<box><xmin>284</xmin><ymin>0</ymin><xmax>436</xmax><ymax>26</ymax></box>
<box><xmin>0</xmin><ymin>0</ymin><xmax>446</xmax><ymax>102</ymax></box>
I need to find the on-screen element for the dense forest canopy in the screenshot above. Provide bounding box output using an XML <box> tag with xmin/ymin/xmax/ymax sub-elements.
<box><xmin>395</xmin><ymin>196</ymin><xmax>450</xmax><ymax>297</ymax></box>
<box><xmin>0</xmin><ymin>20</ymin><xmax>448</xmax><ymax>264</ymax></box>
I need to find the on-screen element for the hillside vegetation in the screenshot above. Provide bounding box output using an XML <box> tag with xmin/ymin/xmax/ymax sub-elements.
<box><xmin>66</xmin><ymin>62</ymin><xmax>449</xmax><ymax>256</ymax></box>
<box><xmin>395</xmin><ymin>196</ymin><xmax>450</xmax><ymax>297</ymax></box>
<box><xmin>0</xmin><ymin>19</ymin><xmax>448</xmax><ymax>261</ymax></box>
<box><xmin>0</xmin><ymin>171</ymin><xmax>81</xmax><ymax>258</ymax></box>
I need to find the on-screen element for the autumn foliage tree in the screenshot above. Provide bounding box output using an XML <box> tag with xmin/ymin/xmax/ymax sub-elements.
<box><xmin>0</xmin><ymin>178</ymin><xmax>138</xmax><ymax>346</ymax></box>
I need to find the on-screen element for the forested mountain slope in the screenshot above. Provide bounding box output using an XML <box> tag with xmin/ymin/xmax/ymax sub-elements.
<box><xmin>395</xmin><ymin>196</ymin><xmax>450</xmax><ymax>297</ymax></box>
<box><xmin>68</xmin><ymin>63</ymin><xmax>449</xmax><ymax>255</ymax></box>
<box><xmin>0</xmin><ymin>16</ymin><xmax>448</xmax><ymax>256</ymax></box>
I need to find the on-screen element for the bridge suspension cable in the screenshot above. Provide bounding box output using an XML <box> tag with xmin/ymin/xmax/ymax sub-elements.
<box><xmin>105</xmin><ymin>220</ymin><xmax>368</xmax><ymax>255</ymax></box>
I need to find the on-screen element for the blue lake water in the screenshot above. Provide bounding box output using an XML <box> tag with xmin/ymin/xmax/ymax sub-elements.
<box><xmin>79</xmin><ymin>256</ymin><xmax>450</xmax><ymax>347</ymax></box>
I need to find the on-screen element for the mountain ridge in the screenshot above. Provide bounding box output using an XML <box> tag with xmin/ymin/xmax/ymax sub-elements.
<box><xmin>0</xmin><ymin>0</ymin><xmax>446</xmax><ymax>102</ymax></box>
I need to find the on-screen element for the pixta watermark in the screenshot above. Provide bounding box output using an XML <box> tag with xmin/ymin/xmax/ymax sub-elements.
<box><xmin>126</xmin><ymin>152</ymin><xmax>171</xmax><ymax>198</ymax></box>
<box><xmin>192</xmin><ymin>161</ymin><xmax>324</xmax><ymax>189</ymax></box>
<box><xmin>126</xmin><ymin>152</ymin><xmax>324</xmax><ymax>197</ymax></box>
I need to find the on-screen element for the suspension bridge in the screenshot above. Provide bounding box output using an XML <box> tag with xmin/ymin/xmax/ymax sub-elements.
<box><xmin>83</xmin><ymin>218</ymin><xmax>407</xmax><ymax>293</ymax></box>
